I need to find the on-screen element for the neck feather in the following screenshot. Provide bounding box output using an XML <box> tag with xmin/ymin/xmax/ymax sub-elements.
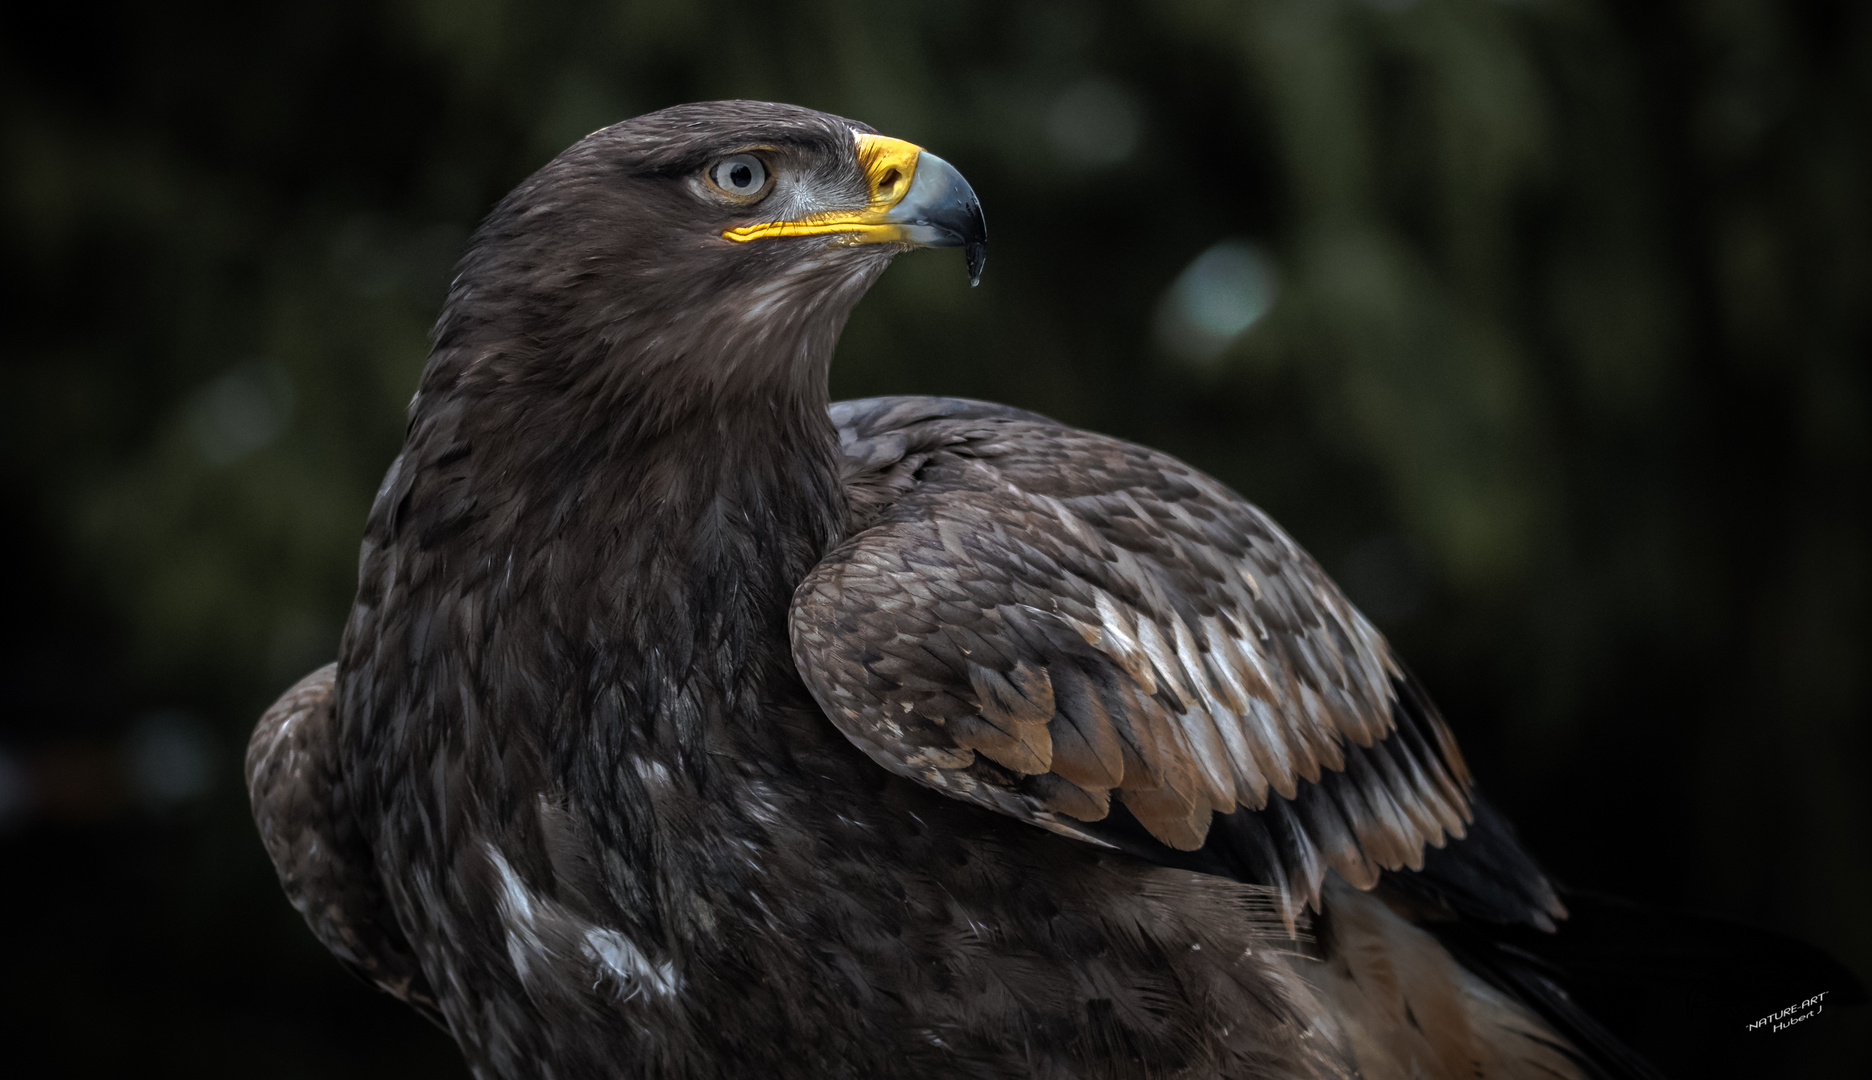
<box><xmin>372</xmin><ymin>313</ymin><xmax>855</xmax><ymax>771</ymax></box>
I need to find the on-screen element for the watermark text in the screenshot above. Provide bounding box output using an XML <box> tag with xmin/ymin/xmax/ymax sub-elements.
<box><xmin>1746</xmin><ymin>991</ymin><xmax>1829</xmax><ymax>1034</ymax></box>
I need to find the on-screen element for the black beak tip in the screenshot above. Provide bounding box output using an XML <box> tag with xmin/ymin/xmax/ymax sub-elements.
<box><xmin>960</xmin><ymin>197</ymin><xmax>987</xmax><ymax>286</ymax></box>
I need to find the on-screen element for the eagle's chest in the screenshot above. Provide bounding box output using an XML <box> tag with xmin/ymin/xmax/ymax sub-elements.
<box><xmin>344</xmin><ymin>589</ymin><xmax>1311</xmax><ymax>1080</ymax></box>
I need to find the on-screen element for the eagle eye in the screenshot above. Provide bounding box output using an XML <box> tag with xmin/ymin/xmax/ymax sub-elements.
<box><xmin>708</xmin><ymin>154</ymin><xmax>771</xmax><ymax>201</ymax></box>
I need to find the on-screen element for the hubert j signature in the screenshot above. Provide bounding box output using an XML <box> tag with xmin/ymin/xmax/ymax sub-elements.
<box><xmin>1747</xmin><ymin>991</ymin><xmax>1831</xmax><ymax>1034</ymax></box>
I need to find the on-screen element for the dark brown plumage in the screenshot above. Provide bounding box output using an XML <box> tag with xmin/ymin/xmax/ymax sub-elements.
<box><xmin>245</xmin><ymin>100</ymin><xmax>1852</xmax><ymax>1080</ymax></box>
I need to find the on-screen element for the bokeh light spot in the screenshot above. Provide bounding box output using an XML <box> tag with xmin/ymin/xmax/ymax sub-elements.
<box><xmin>1155</xmin><ymin>240</ymin><xmax>1280</xmax><ymax>365</ymax></box>
<box><xmin>126</xmin><ymin>711</ymin><xmax>216</xmax><ymax>806</ymax></box>
<box><xmin>1045</xmin><ymin>78</ymin><xmax>1142</xmax><ymax>168</ymax></box>
<box><xmin>186</xmin><ymin>361</ymin><xmax>295</xmax><ymax>466</ymax></box>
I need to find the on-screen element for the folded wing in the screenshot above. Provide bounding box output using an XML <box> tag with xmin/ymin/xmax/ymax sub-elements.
<box><xmin>793</xmin><ymin>398</ymin><xmax>1535</xmax><ymax>926</ymax></box>
<box><xmin>247</xmin><ymin>663</ymin><xmax>444</xmax><ymax>1024</ymax></box>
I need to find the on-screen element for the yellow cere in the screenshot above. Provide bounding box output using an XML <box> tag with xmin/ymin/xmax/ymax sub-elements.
<box><xmin>722</xmin><ymin>133</ymin><xmax>925</xmax><ymax>245</ymax></box>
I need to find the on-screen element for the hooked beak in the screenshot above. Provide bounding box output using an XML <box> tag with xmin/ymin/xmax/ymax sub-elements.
<box><xmin>722</xmin><ymin>133</ymin><xmax>989</xmax><ymax>286</ymax></box>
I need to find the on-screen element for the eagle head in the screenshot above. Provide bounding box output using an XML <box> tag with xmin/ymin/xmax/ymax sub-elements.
<box><xmin>425</xmin><ymin>101</ymin><xmax>985</xmax><ymax>437</ymax></box>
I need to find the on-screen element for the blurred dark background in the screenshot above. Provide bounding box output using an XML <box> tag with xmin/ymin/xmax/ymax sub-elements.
<box><xmin>2</xmin><ymin>0</ymin><xmax>1867</xmax><ymax>1076</ymax></box>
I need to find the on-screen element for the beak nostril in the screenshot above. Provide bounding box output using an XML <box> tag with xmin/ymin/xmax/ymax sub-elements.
<box><xmin>878</xmin><ymin>169</ymin><xmax>902</xmax><ymax>196</ymax></box>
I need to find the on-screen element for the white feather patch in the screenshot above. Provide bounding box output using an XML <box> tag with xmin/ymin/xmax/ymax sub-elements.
<box><xmin>483</xmin><ymin>842</ymin><xmax>681</xmax><ymax>1001</ymax></box>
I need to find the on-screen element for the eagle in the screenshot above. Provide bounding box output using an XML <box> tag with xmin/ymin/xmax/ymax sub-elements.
<box><xmin>246</xmin><ymin>101</ymin><xmax>1852</xmax><ymax>1079</ymax></box>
